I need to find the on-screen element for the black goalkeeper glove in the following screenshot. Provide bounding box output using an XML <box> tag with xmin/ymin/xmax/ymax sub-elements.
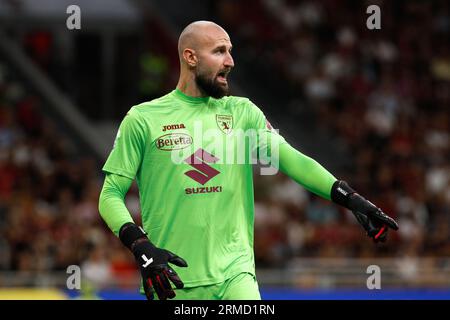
<box><xmin>331</xmin><ymin>180</ymin><xmax>399</xmax><ymax>243</ymax></box>
<box><xmin>119</xmin><ymin>222</ymin><xmax>188</xmax><ymax>300</ymax></box>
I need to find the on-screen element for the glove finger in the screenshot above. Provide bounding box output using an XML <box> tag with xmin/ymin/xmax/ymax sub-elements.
<box><xmin>379</xmin><ymin>231</ymin><xmax>388</xmax><ymax>242</ymax></box>
<box><xmin>160</xmin><ymin>270</ymin><xmax>176</xmax><ymax>299</ymax></box>
<box><xmin>373</xmin><ymin>225</ymin><xmax>388</xmax><ymax>243</ymax></box>
<box><xmin>143</xmin><ymin>278</ymin><xmax>155</xmax><ymax>300</ymax></box>
<box><xmin>372</xmin><ymin>209</ymin><xmax>399</xmax><ymax>230</ymax></box>
<box><xmin>155</xmin><ymin>272</ymin><xmax>176</xmax><ymax>300</ymax></box>
<box><xmin>353</xmin><ymin>210</ymin><xmax>378</xmax><ymax>239</ymax></box>
<box><xmin>368</xmin><ymin>228</ymin><xmax>379</xmax><ymax>239</ymax></box>
<box><xmin>365</xmin><ymin>216</ymin><xmax>380</xmax><ymax>238</ymax></box>
<box><xmin>165</xmin><ymin>267</ymin><xmax>185</xmax><ymax>289</ymax></box>
<box><xmin>152</xmin><ymin>273</ymin><xmax>168</xmax><ymax>300</ymax></box>
<box><xmin>167</xmin><ymin>251</ymin><xmax>188</xmax><ymax>267</ymax></box>
<box><xmin>352</xmin><ymin>210</ymin><xmax>369</xmax><ymax>228</ymax></box>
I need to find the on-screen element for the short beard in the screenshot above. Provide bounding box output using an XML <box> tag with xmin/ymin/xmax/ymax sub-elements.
<box><xmin>195</xmin><ymin>71</ymin><xmax>229</xmax><ymax>99</ymax></box>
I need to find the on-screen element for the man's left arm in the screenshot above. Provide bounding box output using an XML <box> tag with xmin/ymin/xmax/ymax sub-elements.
<box><xmin>245</xmin><ymin>98</ymin><xmax>399</xmax><ymax>242</ymax></box>
<box><xmin>278</xmin><ymin>142</ymin><xmax>399</xmax><ymax>242</ymax></box>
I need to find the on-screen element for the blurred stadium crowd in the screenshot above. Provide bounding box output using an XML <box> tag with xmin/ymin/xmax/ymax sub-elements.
<box><xmin>0</xmin><ymin>61</ymin><xmax>138</xmax><ymax>288</ymax></box>
<box><xmin>0</xmin><ymin>0</ymin><xmax>449</xmax><ymax>290</ymax></box>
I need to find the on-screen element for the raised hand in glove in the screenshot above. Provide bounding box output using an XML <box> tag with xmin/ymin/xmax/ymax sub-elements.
<box><xmin>331</xmin><ymin>180</ymin><xmax>399</xmax><ymax>243</ymax></box>
<box><xmin>119</xmin><ymin>222</ymin><xmax>188</xmax><ymax>300</ymax></box>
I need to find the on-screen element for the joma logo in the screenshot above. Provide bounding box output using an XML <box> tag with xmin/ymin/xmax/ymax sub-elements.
<box><xmin>162</xmin><ymin>123</ymin><xmax>186</xmax><ymax>132</ymax></box>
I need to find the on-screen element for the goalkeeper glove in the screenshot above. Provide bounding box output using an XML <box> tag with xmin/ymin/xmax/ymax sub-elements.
<box><xmin>119</xmin><ymin>222</ymin><xmax>188</xmax><ymax>300</ymax></box>
<box><xmin>331</xmin><ymin>180</ymin><xmax>399</xmax><ymax>243</ymax></box>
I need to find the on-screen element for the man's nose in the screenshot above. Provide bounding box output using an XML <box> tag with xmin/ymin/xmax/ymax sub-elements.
<box><xmin>224</xmin><ymin>52</ymin><xmax>234</xmax><ymax>68</ymax></box>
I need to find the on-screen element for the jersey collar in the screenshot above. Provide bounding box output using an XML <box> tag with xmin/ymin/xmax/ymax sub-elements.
<box><xmin>173</xmin><ymin>88</ymin><xmax>211</xmax><ymax>105</ymax></box>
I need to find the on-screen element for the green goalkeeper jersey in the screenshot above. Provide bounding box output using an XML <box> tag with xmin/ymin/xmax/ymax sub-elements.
<box><xmin>102</xmin><ymin>88</ymin><xmax>287</xmax><ymax>287</ymax></box>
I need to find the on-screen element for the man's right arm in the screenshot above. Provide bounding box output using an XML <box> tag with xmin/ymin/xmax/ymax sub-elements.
<box><xmin>98</xmin><ymin>171</ymin><xmax>188</xmax><ymax>300</ymax></box>
<box><xmin>98</xmin><ymin>172</ymin><xmax>134</xmax><ymax>236</ymax></box>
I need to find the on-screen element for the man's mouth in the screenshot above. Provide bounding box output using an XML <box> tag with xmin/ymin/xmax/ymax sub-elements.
<box><xmin>217</xmin><ymin>70</ymin><xmax>230</xmax><ymax>84</ymax></box>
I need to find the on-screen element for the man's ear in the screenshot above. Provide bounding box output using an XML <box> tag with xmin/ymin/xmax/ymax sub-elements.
<box><xmin>183</xmin><ymin>48</ymin><xmax>198</xmax><ymax>67</ymax></box>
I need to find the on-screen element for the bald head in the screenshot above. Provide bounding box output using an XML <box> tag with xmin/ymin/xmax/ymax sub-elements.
<box><xmin>178</xmin><ymin>21</ymin><xmax>230</xmax><ymax>62</ymax></box>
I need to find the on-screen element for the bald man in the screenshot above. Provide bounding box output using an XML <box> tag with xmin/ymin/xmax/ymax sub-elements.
<box><xmin>98</xmin><ymin>21</ymin><xmax>398</xmax><ymax>300</ymax></box>
<box><xmin>176</xmin><ymin>21</ymin><xmax>234</xmax><ymax>99</ymax></box>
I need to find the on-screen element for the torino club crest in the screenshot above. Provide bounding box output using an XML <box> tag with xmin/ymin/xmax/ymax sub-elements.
<box><xmin>216</xmin><ymin>114</ymin><xmax>233</xmax><ymax>134</ymax></box>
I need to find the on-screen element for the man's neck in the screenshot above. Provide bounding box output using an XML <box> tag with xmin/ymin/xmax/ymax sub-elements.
<box><xmin>176</xmin><ymin>74</ymin><xmax>206</xmax><ymax>98</ymax></box>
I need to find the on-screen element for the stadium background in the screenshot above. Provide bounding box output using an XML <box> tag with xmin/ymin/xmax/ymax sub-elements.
<box><xmin>0</xmin><ymin>0</ymin><xmax>449</xmax><ymax>299</ymax></box>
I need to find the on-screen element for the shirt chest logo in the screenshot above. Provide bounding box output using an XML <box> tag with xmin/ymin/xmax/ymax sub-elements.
<box><xmin>216</xmin><ymin>115</ymin><xmax>233</xmax><ymax>134</ymax></box>
<box><xmin>162</xmin><ymin>123</ymin><xmax>186</xmax><ymax>132</ymax></box>
<box><xmin>156</xmin><ymin>123</ymin><xmax>192</xmax><ymax>151</ymax></box>
<box><xmin>155</xmin><ymin>133</ymin><xmax>193</xmax><ymax>151</ymax></box>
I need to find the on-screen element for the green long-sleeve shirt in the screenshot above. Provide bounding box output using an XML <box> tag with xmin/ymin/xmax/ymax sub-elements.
<box><xmin>98</xmin><ymin>89</ymin><xmax>337</xmax><ymax>287</ymax></box>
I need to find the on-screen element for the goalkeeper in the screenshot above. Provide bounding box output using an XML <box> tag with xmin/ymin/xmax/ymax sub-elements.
<box><xmin>98</xmin><ymin>21</ymin><xmax>398</xmax><ymax>300</ymax></box>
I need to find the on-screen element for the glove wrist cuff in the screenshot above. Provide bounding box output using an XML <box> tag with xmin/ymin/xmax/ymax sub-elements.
<box><xmin>331</xmin><ymin>180</ymin><xmax>356</xmax><ymax>208</ymax></box>
<box><xmin>119</xmin><ymin>222</ymin><xmax>148</xmax><ymax>251</ymax></box>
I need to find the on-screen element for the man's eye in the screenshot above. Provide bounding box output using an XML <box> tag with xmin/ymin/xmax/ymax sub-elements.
<box><xmin>215</xmin><ymin>48</ymin><xmax>226</xmax><ymax>54</ymax></box>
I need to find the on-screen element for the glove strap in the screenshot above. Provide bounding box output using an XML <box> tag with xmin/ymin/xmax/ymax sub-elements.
<box><xmin>119</xmin><ymin>222</ymin><xmax>148</xmax><ymax>251</ymax></box>
<box><xmin>331</xmin><ymin>180</ymin><xmax>356</xmax><ymax>208</ymax></box>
